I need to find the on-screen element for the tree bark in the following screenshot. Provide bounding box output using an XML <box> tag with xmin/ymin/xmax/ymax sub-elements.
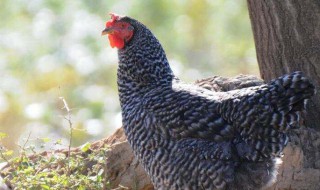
<box><xmin>247</xmin><ymin>0</ymin><xmax>320</xmax><ymax>127</ymax></box>
<box><xmin>247</xmin><ymin>0</ymin><xmax>320</xmax><ymax>189</ymax></box>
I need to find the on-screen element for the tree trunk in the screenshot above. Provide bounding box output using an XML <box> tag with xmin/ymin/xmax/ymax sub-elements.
<box><xmin>247</xmin><ymin>1</ymin><xmax>320</xmax><ymax>189</ymax></box>
<box><xmin>247</xmin><ymin>0</ymin><xmax>320</xmax><ymax>127</ymax></box>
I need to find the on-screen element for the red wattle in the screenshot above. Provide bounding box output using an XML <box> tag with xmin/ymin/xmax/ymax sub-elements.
<box><xmin>108</xmin><ymin>34</ymin><xmax>125</xmax><ymax>49</ymax></box>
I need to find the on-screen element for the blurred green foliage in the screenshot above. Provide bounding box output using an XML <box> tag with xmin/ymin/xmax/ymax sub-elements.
<box><xmin>0</xmin><ymin>0</ymin><xmax>258</xmax><ymax>152</ymax></box>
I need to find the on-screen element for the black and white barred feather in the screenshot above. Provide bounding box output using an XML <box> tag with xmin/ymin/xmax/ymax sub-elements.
<box><xmin>113</xmin><ymin>16</ymin><xmax>315</xmax><ymax>190</ymax></box>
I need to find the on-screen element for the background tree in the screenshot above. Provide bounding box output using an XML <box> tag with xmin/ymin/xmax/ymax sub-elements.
<box><xmin>247</xmin><ymin>0</ymin><xmax>320</xmax><ymax>189</ymax></box>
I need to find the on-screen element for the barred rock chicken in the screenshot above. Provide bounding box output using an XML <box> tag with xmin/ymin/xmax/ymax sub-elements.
<box><xmin>102</xmin><ymin>14</ymin><xmax>315</xmax><ymax>190</ymax></box>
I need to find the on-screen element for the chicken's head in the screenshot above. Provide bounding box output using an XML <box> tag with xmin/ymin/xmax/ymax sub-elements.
<box><xmin>102</xmin><ymin>13</ymin><xmax>134</xmax><ymax>49</ymax></box>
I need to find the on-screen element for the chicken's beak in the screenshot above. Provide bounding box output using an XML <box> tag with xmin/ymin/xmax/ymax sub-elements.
<box><xmin>101</xmin><ymin>27</ymin><xmax>114</xmax><ymax>36</ymax></box>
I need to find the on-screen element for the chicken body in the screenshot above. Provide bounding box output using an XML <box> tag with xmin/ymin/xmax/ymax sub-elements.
<box><xmin>104</xmin><ymin>15</ymin><xmax>315</xmax><ymax>190</ymax></box>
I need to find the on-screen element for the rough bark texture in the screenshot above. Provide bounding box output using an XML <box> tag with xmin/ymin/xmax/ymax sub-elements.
<box><xmin>247</xmin><ymin>0</ymin><xmax>320</xmax><ymax>189</ymax></box>
<box><xmin>247</xmin><ymin>0</ymin><xmax>320</xmax><ymax>127</ymax></box>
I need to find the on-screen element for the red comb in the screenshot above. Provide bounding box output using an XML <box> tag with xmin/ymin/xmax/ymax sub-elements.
<box><xmin>110</xmin><ymin>13</ymin><xmax>120</xmax><ymax>21</ymax></box>
<box><xmin>106</xmin><ymin>13</ymin><xmax>121</xmax><ymax>27</ymax></box>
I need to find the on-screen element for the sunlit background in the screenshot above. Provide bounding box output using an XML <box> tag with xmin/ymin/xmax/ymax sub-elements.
<box><xmin>0</xmin><ymin>0</ymin><xmax>259</xmax><ymax>153</ymax></box>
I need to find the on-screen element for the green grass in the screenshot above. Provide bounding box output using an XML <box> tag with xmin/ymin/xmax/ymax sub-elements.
<box><xmin>0</xmin><ymin>142</ymin><xmax>111</xmax><ymax>190</ymax></box>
